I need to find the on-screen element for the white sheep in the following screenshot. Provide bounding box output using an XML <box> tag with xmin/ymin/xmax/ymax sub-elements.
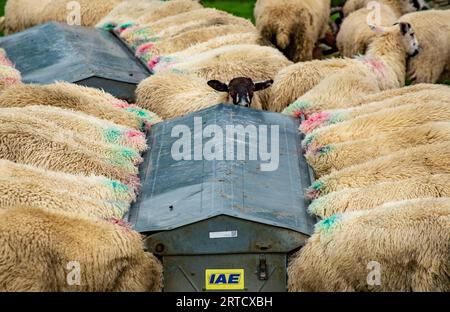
<box><xmin>277</xmin><ymin>22</ymin><xmax>419</xmax><ymax>115</ymax></box>
<box><xmin>400</xmin><ymin>9</ymin><xmax>450</xmax><ymax>83</ymax></box>
<box><xmin>306</xmin><ymin>141</ymin><xmax>450</xmax><ymax>199</ymax></box>
<box><xmin>308</xmin><ymin>174</ymin><xmax>450</xmax><ymax>218</ymax></box>
<box><xmin>303</xmin><ymin>100</ymin><xmax>450</xmax><ymax>152</ymax></box>
<box><xmin>3</xmin><ymin>0</ymin><xmax>122</xmax><ymax>34</ymax></box>
<box><xmin>288</xmin><ymin>197</ymin><xmax>450</xmax><ymax>291</ymax></box>
<box><xmin>307</xmin><ymin>122</ymin><xmax>450</xmax><ymax>177</ymax></box>
<box><xmin>301</xmin><ymin>83</ymin><xmax>450</xmax><ymax>133</ymax></box>
<box><xmin>0</xmin><ymin>206</ymin><xmax>163</xmax><ymax>291</ymax></box>
<box><xmin>254</xmin><ymin>0</ymin><xmax>331</xmax><ymax>62</ymax></box>
<box><xmin>336</xmin><ymin>0</ymin><xmax>425</xmax><ymax>57</ymax></box>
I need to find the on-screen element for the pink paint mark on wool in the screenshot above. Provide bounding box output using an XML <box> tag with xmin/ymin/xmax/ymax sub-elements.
<box><xmin>126</xmin><ymin>129</ymin><xmax>144</xmax><ymax>138</ymax></box>
<box><xmin>106</xmin><ymin>218</ymin><xmax>133</xmax><ymax>231</ymax></box>
<box><xmin>148</xmin><ymin>56</ymin><xmax>160</xmax><ymax>69</ymax></box>
<box><xmin>361</xmin><ymin>58</ymin><xmax>386</xmax><ymax>80</ymax></box>
<box><xmin>136</xmin><ymin>43</ymin><xmax>154</xmax><ymax>56</ymax></box>
<box><xmin>300</xmin><ymin>111</ymin><xmax>330</xmax><ymax>134</ymax></box>
<box><xmin>111</xmin><ymin>100</ymin><xmax>131</xmax><ymax>109</ymax></box>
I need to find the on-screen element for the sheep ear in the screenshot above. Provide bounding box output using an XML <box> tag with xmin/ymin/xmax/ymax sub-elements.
<box><xmin>254</xmin><ymin>79</ymin><xmax>274</xmax><ymax>91</ymax></box>
<box><xmin>369</xmin><ymin>24</ymin><xmax>387</xmax><ymax>34</ymax></box>
<box><xmin>207</xmin><ymin>80</ymin><xmax>229</xmax><ymax>92</ymax></box>
<box><xmin>398</xmin><ymin>22</ymin><xmax>412</xmax><ymax>35</ymax></box>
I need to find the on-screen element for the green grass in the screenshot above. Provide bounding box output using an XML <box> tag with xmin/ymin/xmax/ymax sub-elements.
<box><xmin>0</xmin><ymin>0</ymin><xmax>5</xmax><ymax>16</ymax></box>
<box><xmin>202</xmin><ymin>0</ymin><xmax>256</xmax><ymax>23</ymax></box>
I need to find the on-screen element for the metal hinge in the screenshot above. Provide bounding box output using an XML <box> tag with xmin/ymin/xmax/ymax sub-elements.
<box><xmin>258</xmin><ymin>254</ymin><xmax>268</xmax><ymax>280</ymax></box>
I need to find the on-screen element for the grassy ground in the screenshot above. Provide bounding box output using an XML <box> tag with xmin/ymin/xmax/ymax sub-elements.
<box><xmin>202</xmin><ymin>0</ymin><xmax>256</xmax><ymax>22</ymax></box>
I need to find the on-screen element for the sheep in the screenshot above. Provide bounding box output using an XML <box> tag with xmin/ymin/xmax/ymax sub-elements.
<box><xmin>3</xmin><ymin>0</ymin><xmax>122</xmax><ymax>34</ymax></box>
<box><xmin>96</xmin><ymin>0</ymin><xmax>161</xmax><ymax>30</ymax></box>
<box><xmin>136</xmin><ymin>73</ymin><xmax>273</xmax><ymax>119</ymax></box>
<box><xmin>120</xmin><ymin>8</ymin><xmax>253</xmax><ymax>50</ymax></box>
<box><xmin>0</xmin><ymin>177</ymin><xmax>128</xmax><ymax>219</ymax></box>
<box><xmin>308</xmin><ymin>174</ymin><xmax>450</xmax><ymax>218</ymax></box>
<box><xmin>0</xmin><ymin>159</ymin><xmax>135</xmax><ymax>203</ymax></box>
<box><xmin>0</xmin><ymin>121</ymin><xmax>140</xmax><ymax>190</ymax></box>
<box><xmin>303</xmin><ymin>100</ymin><xmax>450</xmax><ymax>152</ymax></box>
<box><xmin>137</xmin><ymin>44</ymin><xmax>290</xmax><ymax>114</ymax></box>
<box><xmin>336</xmin><ymin>0</ymin><xmax>425</xmax><ymax>57</ymax></box>
<box><xmin>0</xmin><ymin>206</ymin><xmax>163</xmax><ymax>291</ymax></box>
<box><xmin>288</xmin><ymin>197</ymin><xmax>450</xmax><ymax>291</ymax></box>
<box><xmin>301</xmin><ymin>83</ymin><xmax>450</xmax><ymax>133</ymax></box>
<box><xmin>135</xmin><ymin>24</ymin><xmax>255</xmax><ymax>69</ymax></box>
<box><xmin>136</xmin><ymin>0</ymin><xmax>203</xmax><ymax>25</ymax></box>
<box><xmin>307</xmin><ymin>122</ymin><xmax>450</xmax><ymax>177</ymax></box>
<box><xmin>270</xmin><ymin>58</ymin><xmax>351</xmax><ymax>112</ymax></box>
<box><xmin>399</xmin><ymin>10</ymin><xmax>450</xmax><ymax>83</ymax></box>
<box><xmin>254</xmin><ymin>0</ymin><xmax>331</xmax><ymax>62</ymax></box>
<box><xmin>0</xmin><ymin>108</ymin><xmax>143</xmax><ymax>174</ymax></box>
<box><xmin>23</xmin><ymin>105</ymin><xmax>148</xmax><ymax>153</ymax></box>
<box><xmin>151</xmin><ymin>32</ymin><xmax>266</xmax><ymax>72</ymax></box>
<box><xmin>282</xmin><ymin>22</ymin><xmax>420</xmax><ymax>117</ymax></box>
<box><xmin>0</xmin><ymin>82</ymin><xmax>155</xmax><ymax>130</ymax></box>
<box><xmin>306</xmin><ymin>141</ymin><xmax>450</xmax><ymax>199</ymax></box>
<box><xmin>0</xmin><ymin>48</ymin><xmax>21</xmax><ymax>91</ymax></box>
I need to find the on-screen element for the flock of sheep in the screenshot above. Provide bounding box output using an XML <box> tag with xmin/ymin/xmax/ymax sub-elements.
<box><xmin>0</xmin><ymin>0</ymin><xmax>449</xmax><ymax>291</ymax></box>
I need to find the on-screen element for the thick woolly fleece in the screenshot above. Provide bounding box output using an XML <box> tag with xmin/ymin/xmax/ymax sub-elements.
<box><xmin>309</xmin><ymin>174</ymin><xmax>450</xmax><ymax>218</ymax></box>
<box><xmin>288</xmin><ymin>198</ymin><xmax>450</xmax><ymax>291</ymax></box>
<box><xmin>0</xmin><ymin>177</ymin><xmax>128</xmax><ymax>219</ymax></box>
<box><xmin>0</xmin><ymin>121</ymin><xmax>140</xmax><ymax>191</ymax></box>
<box><xmin>0</xmin><ymin>159</ymin><xmax>135</xmax><ymax>203</ymax></box>
<box><xmin>282</xmin><ymin>24</ymin><xmax>411</xmax><ymax>118</ymax></box>
<box><xmin>306</xmin><ymin>141</ymin><xmax>450</xmax><ymax>199</ymax></box>
<box><xmin>254</xmin><ymin>0</ymin><xmax>330</xmax><ymax>62</ymax></box>
<box><xmin>307</xmin><ymin>122</ymin><xmax>450</xmax><ymax>177</ymax></box>
<box><xmin>0</xmin><ymin>48</ymin><xmax>21</xmax><ymax>91</ymax></box>
<box><xmin>0</xmin><ymin>206</ymin><xmax>163</xmax><ymax>291</ymax></box>
<box><xmin>301</xmin><ymin>84</ymin><xmax>450</xmax><ymax>133</ymax></box>
<box><xmin>303</xmin><ymin>100</ymin><xmax>450</xmax><ymax>151</ymax></box>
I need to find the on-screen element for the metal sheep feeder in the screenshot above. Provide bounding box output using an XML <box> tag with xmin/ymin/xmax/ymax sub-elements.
<box><xmin>129</xmin><ymin>104</ymin><xmax>316</xmax><ymax>292</ymax></box>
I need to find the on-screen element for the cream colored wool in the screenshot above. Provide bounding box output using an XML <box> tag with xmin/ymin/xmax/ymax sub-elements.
<box><xmin>0</xmin><ymin>177</ymin><xmax>127</xmax><ymax>220</ymax></box>
<box><xmin>309</xmin><ymin>141</ymin><xmax>450</xmax><ymax>197</ymax></box>
<box><xmin>165</xmin><ymin>44</ymin><xmax>291</xmax><ymax>110</ymax></box>
<box><xmin>141</xmin><ymin>24</ymin><xmax>255</xmax><ymax>64</ymax></box>
<box><xmin>400</xmin><ymin>10</ymin><xmax>450</xmax><ymax>83</ymax></box>
<box><xmin>23</xmin><ymin>105</ymin><xmax>148</xmax><ymax>153</ymax></box>
<box><xmin>0</xmin><ymin>83</ymin><xmax>144</xmax><ymax>130</ymax></box>
<box><xmin>288</xmin><ymin>198</ymin><xmax>450</xmax><ymax>291</ymax></box>
<box><xmin>254</xmin><ymin>0</ymin><xmax>330</xmax><ymax>62</ymax></box>
<box><xmin>3</xmin><ymin>0</ymin><xmax>122</xmax><ymax>34</ymax></box>
<box><xmin>0</xmin><ymin>121</ymin><xmax>139</xmax><ymax>189</ymax></box>
<box><xmin>136</xmin><ymin>72</ymin><xmax>228</xmax><ymax>120</ymax></box>
<box><xmin>137</xmin><ymin>0</ymin><xmax>203</xmax><ymax>25</ymax></box>
<box><xmin>304</xmin><ymin>101</ymin><xmax>450</xmax><ymax>151</ymax></box>
<box><xmin>283</xmin><ymin>23</ymin><xmax>417</xmax><ymax>117</ymax></box>
<box><xmin>0</xmin><ymin>159</ymin><xmax>134</xmax><ymax>203</ymax></box>
<box><xmin>307</xmin><ymin>122</ymin><xmax>450</xmax><ymax>177</ymax></box>
<box><xmin>122</xmin><ymin>8</ymin><xmax>253</xmax><ymax>46</ymax></box>
<box><xmin>0</xmin><ymin>49</ymin><xmax>21</xmax><ymax>92</ymax></box>
<box><xmin>0</xmin><ymin>109</ymin><xmax>140</xmax><ymax>174</ymax></box>
<box><xmin>269</xmin><ymin>58</ymin><xmax>351</xmax><ymax>112</ymax></box>
<box><xmin>337</xmin><ymin>0</ymin><xmax>419</xmax><ymax>57</ymax></box>
<box><xmin>302</xmin><ymin>84</ymin><xmax>450</xmax><ymax>133</ymax></box>
<box><xmin>96</xmin><ymin>0</ymin><xmax>161</xmax><ymax>29</ymax></box>
<box><xmin>309</xmin><ymin>174</ymin><xmax>450</xmax><ymax>218</ymax></box>
<box><xmin>0</xmin><ymin>206</ymin><xmax>163</xmax><ymax>291</ymax></box>
<box><xmin>162</xmin><ymin>32</ymin><xmax>266</xmax><ymax>62</ymax></box>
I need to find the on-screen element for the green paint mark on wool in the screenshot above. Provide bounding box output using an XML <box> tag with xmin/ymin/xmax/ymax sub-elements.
<box><xmin>283</xmin><ymin>100</ymin><xmax>309</xmax><ymax>115</ymax></box>
<box><xmin>104</xmin><ymin>128</ymin><xmax>122</xmax><ymax>142</ymax></box>
<box><xmin>101</xmin><ymin>23</ymin><xmax>116</xmax><ymax>30</ymax></box>
<box><xmin>110</xmin><ymin>180</ymin><xmax>129</xmax><ymax>192</ymax></box>
<box><xmin>318</xmin><ymin>145</ymin><xmax>333</xmax><ymax>155</ymax></box>
<box><xmin>126</xmin><ymin>107</ymin><xmax>150</xmax><ymax>119</ymax></box>
<box><xmin>329</xmin><ymin>113</ymin><xmax>346</xmax><ymax>125</ymax></box>
<box><xmin>311</xmin><ymin>180</ymin><xmax>323</xmax><ymax>191</ymax></box>
<box><xmin>316</xmin><ymin>214</ymin><xmax>340</xmax><ymax>232</ymax></box>
<box><xmin>303</xmin><ymin>134</ymin><xmax>315</xmax><ymax>147</ymax></box>
<box><xmin>121</xmin><ymin>148</ymin><xmax>138</xmax><ymax>160</ymax></box>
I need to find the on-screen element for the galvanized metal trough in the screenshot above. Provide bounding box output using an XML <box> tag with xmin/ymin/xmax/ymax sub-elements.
<box><xmin>0</xmin><ymin>22</ymin><xmax>150</xmax><ymax>101</ymax></box>
<box><xmin>129</xmin><ymin>104</ymin><xmax>316</xmax><ymax>292</ymax></box>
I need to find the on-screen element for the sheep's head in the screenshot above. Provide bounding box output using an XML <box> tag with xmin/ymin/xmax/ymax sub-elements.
<box><xmin>207</xmin><ymin>77</ymin><xmax>273</xmax><ymax>108</ymax></box>
<box><xmin>411</xmin><ymin>0</ymin><xmax>429</xmax><ymax>11</ymax></box>
<box><xmin>370</xmin><ymin>22</ymin><xmax>419</xmax><ymax>57</ymax></box>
